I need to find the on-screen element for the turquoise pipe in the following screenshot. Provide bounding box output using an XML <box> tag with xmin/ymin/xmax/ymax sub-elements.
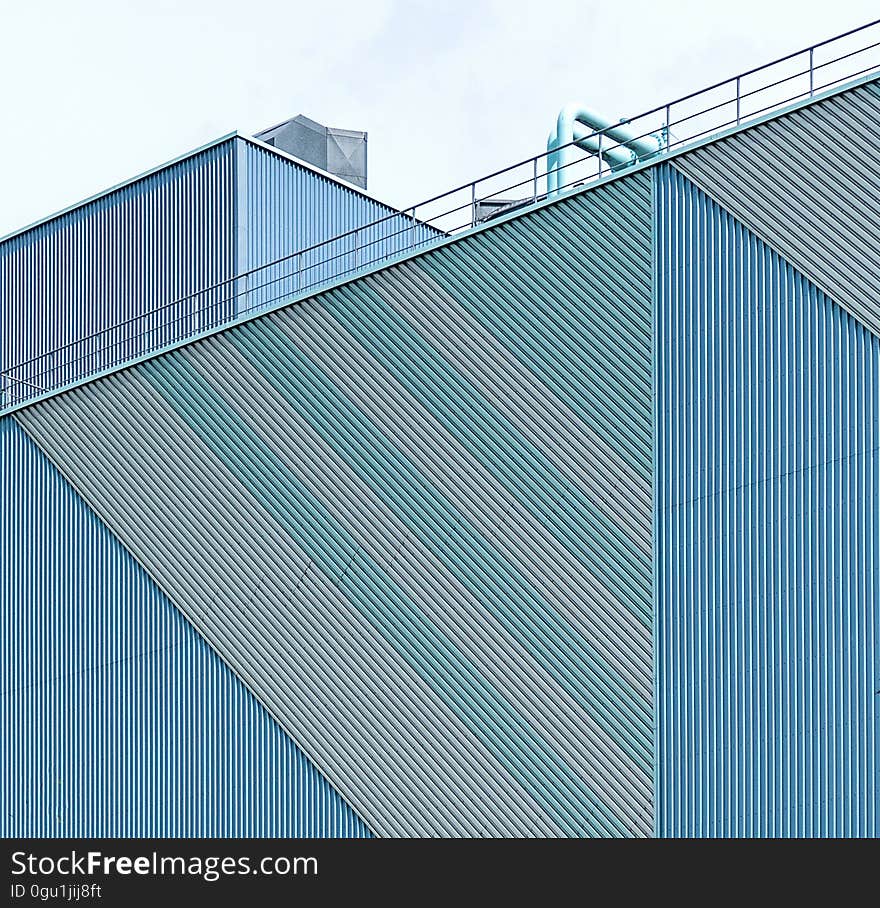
<box><xmin>546</xmin><ymin>126</ymin><xmax>633</xmax><ymax>195</ymax></box>
<box><xmin>546</xmin><ymin>133</ymin><xmax>559</xmax><ymax>196</ymax></box>
<box><xmin>545</xmin><ymin>133</ymin><xmax>566</xmax><ymax>197</ymax></box>
<box><xmin>547</xmin><ymin>103</ymin><xmax>661</xmax><ymax>196</ymax></box>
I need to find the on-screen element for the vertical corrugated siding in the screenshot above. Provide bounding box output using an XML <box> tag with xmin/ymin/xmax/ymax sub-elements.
<box><xmin>0</xmin><ymin>136</ymin><xmax>441</xmax><ymax>409</ymax></box>
<box><xmin>0</xmin><ymin>416</ymin><xmax>371</xmax><ymax>837</ymax></box>
<box><xmin>655</xmin><ymin>165</ymin><xmax>880</xmax><ymax>837</ymax></box>
<box><xmin>240</xmin><ymin>140</ymin><xmax>439</xmax><ymax>312</ymax></box>
<box><xmin>15</xmin><ymin>175</ymin><xmax>655</xmax><ymax>837</ymax></box>
<box><xmin>0</xmin><ymin>142</ymin><xmax>235</xmax><ymax>405</ymax></box>
<box><xmin>673</xmin><ymin>78</ymin><xmax>880</xmax><ymax>338</ymax></box>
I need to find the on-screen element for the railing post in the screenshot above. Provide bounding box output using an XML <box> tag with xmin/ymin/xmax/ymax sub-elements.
<box><xmin>533</xmin><ymin>157</ymin><xmax>538</xmax><ymax>203</ymax></box>
<box><xmin>471</xmin><ymin>183</ymin><xmax>476</xmax><ymax>227</ymax></box>
<box><xmin>736</xmin><ymin>76</ymin><xmax>741</xmax><ymax>124</ymax></box>
<box><xmin>809</xmin><ymin>47</ymin><xmax>814</xmax><ymax>96</ymax></box>
<box><xmin>411</xmin><ymin>207</ymin><xmax>416</xmax><ymax>249</ymax></box>
<box><xmin>597</xmin><ymin>132</ymin><xmax>603</xmax><ymax>178</ymax></box>
<box><xmin>297</xmin><ymin>252</ymin><xmax>302</xmax><ymax>292</ymax></box>
<box><xmin>354</xmin><ymin>228</ymin><xmax>359</xmax><ymax>270</ymax></box>
<box><xmin>665</xmin><ymin>104</ymin><xmax>671</xmax><ymax>151</ymax></box>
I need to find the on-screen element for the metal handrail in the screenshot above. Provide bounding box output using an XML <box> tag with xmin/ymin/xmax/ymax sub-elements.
<box><xmin>3</xmin><ymin>17</ymin><xmax>880</xmax><ymax>408</ymax></box>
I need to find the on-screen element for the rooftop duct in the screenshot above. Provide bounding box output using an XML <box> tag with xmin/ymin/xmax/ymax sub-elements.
<box><xmin>255</xmin><ymin>115</ymin><xmax>368</xmax><ymax>190</ymax></box>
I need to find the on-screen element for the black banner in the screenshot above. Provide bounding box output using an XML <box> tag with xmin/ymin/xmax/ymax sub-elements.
<box><xmin>2</xmin><ymin>837</ymin><xmax>869</xmax><ymax>904</ymax></box>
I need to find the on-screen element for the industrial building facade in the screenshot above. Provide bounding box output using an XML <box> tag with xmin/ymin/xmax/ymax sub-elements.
<box><xmin>1</xmin><ymin>72</ymin><xmax>878</xmax><ymax>837</ymax></box>
<box><xmin>0</xmin><ymin>133</ymin><xmax>435</xmax><ymax>408</ymax></box>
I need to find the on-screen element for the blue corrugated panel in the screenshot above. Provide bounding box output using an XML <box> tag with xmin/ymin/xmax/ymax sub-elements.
<box><xmin>0</xmin><ymin>142</ymin><xmax>236</xmax><ymax>406</ymax></box>
<box><xmin>655</xmin><ymin>164</ymin><xmax>880</xmax><ymax>837</ymax></box>
<box><xmin>239</xmin><ymin>140</ymin><xmax>439</xmax><ymax>312</ymax></box>
<box><xmin>0</xmin><ymin>416</ymin><xmax>371</xmax><ymax>837</ymax></box>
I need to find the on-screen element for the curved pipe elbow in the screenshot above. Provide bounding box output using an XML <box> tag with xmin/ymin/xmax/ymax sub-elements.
<box><xmin>556</xmin><ymin>103</ymin><xmax>607</xmax><ymax>141</ymax></box>
<box><xmin>556</xmin><ymin>101</ymin><xmax>661</xmax><ymax>161</ymax></box>
<box><xmin>548</xmin><ymin>102</ymin><xmax>659</xmax><ymax>198</ymax></box>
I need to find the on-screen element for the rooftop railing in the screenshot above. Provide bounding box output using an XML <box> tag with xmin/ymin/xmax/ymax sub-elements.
<box><xmin>3</xmin><ymin>17</ymin><xmax>880</xmax><ymax>409</ymax></box>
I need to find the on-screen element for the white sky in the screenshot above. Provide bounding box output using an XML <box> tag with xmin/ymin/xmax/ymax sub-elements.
<box><xmin>1</xmin><ymin>0</ymin><xmax>877</xmax><ymax>238</ymax></box>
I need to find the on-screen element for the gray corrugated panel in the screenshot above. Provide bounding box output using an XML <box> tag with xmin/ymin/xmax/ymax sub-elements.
<box><xmin>0</xmin><ymin>416</ymin><xmax>371</xmax><ymax>837</ymax></box>
<box><xmin>268</xmin><ymin>300</ymin><xmax>651</xmax><ymax>700</ymax></box>
<box><xmin>656</xmin><ymin>165</ymin><xmax>879</xmax><ymax>836</ymax></box>
<box><xmin>0</xmin><ymin>142</ymin><xmax>236</xmax><ymax>405</ymax></box>
<box><xmin>673</xmin><ymin>78</ymin><xmax>880</xmax><ymax>338</ymax></box>
<box><xmin>181</xmin><ymin>329</ymin><xmax>651</xmax><ymax>832</ymax></box>
<box><xmin>15</xmin><ymin>174</ymin><xmax>653</xmax><ymax>836</ymax></box>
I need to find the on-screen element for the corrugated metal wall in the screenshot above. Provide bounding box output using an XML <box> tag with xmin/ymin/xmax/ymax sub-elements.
<box><xmin>0</xmin><ymin>415</ymin><xmax>371</xmax><ymax>837</ymax></box>
<box><xmin>239</xmin><ymin>139</ymin><xmax>439</xmax><ymax>313</ymax></box>
<box><xmin>0</xmin><ymin>134</ymin><xmax>437</xmax><ymax>410</ymax></box>
<box><xmin>0</xmin><ymin>142</ymin><xmax>236</xmax><ymax>407</ymax></box>
<box><xmin>655</xmin><ymin>164</ymin><xmax>880</xmax><ymax>837</ymax></box>
<box><xmin>5</xmin><ymin>75</ymin><xmax>878</xmax><ymax>838</ymax></box>
<box><xmin>15</xmin><ymin>173</ymin><xmax>655</xmax><ymax>837</ymax></box>
<box><xmin>673</xmin><ymin>78</ymin><xmax>880</xmax><ymax>338</ymax></box>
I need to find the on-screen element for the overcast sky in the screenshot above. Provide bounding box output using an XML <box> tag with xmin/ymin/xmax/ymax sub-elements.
<box><xmin>1</xmin><ymin>0</ymin><xmax>877</xmax><ymax>238</ymax></box>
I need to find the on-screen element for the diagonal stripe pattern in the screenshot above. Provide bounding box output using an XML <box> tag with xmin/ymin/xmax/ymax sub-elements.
<box><xmin>673</xmin><ymin>78</ymin><xmax>880</xmax><ymax>339</ymax></box>
<box><xmin>14</xmin><ymin>174</ymin><xmax>655</xmax><ymax>836</ymax></box>
<box><xmin>1</xmin><ymin>416</ymin><xmax>371</xmax><ymax>837</ymax></box>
